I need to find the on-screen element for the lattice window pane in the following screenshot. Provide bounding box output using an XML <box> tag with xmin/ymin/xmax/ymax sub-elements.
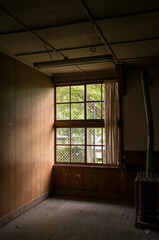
<box><xmin>87</xmin><ymin>84</ymin><xmax>101</xmax><ymax>101</ymax></box>
<box><xmin>87</xmin><ymin>102</ymin><xmax>101</xmax><ymax>119</ymax></box>
<box><xmin>102</xmin><ymin>83</ymin><xmax>105</xmax><ymax>101</ymax></box>
<box><xmin>87</xmin><ymin>128</ymin><xmax>102</xmax><ymax>145</ymax></box>
<box><xmin>57</xmin><ymin>128</ymin><xmax>70</xmax><ymax>144</ymax></box>
<box><xmin>56</xmin><ymin>146</ymin><xmax>70</xmax><ymax>162</ymax></box>
<box><xmin>103</xmin><ymin>146</ymin><xmax>106</xmax><ymax>164</ymax></box>
<box><xmin>87</xmin><ymin>146</ymin><xmax>102</xmax><ymax>164</ymax></box>
<box><xmin>56</xmin><ymin>104</ymin><xmax>70</xmax><ymax>120</ymax></box>
<box><xmin>56</xmin><ymin>86</ymin><xmax>70</xmax><ymax>103</ymax></box>
<box><xmin>71</xmin><ymin>103</ymin><xmax>84</xmax><ymax>120</ymax></box>
<box><xmin>71</xmin><ymin>146</ymin><xmax>85</xmax><ymax>163</ymax></box>
<box><xmin>102</xmin><ymin>102</ymin><xmax>105</xmax><ymax>119</ymax></box>
<box><xmin>103</xmin><ymin>128</ymin><xmax>105</xmax><ymax>145</ymax></box>
<box><xmin>71</xmin><ymin>128</ymin><xmax>85</xmax><ymax>144</ymax></box>
<box><xmin>71</xmin><ymin>85</ymin><xmax>84</xmax><ymax>102</ymax></box>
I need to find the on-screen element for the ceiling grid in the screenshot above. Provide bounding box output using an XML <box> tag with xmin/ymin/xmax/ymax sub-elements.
<box><xmin>0</xmin><ymin>0</ymin><xmax>158</xmax><ymax>76</ymax></box>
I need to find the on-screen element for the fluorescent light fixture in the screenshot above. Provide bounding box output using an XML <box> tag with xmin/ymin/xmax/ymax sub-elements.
<box><xmin>34</xmin><ymin>55</ymin><xmax>113</xmax><ymax>69</ymax></box>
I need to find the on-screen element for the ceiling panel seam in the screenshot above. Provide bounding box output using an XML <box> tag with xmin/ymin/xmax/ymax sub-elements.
<box><xmin>109</xmin><ymin>37</ymin><xmax>159</xmax><ymax>45</ymax></box>
<box><xmin>1</xmin><ymin>9</ymin><xmax>159</xmax><ymax>36</ymax></box>
<box><xmin>15</xmin><ymin>35</ymin><xmax>159</xmax><ymax>57</ymax></box>
<box><xmin>118</xmin><ymin>55</ymin><xmax>159</xmax><ymax>61</ymax></box>
<box><xmin>0</xmin><ymin>5</ymin><xmax>66</xmax><ymax>60</ymax></box>
<box><xmin>15</xmin><ymin>44</ymin><xmax>105</xmax><ymax>56</ymax></box>
<box><xmin>79</xmin><ymin>0</ymin><xmax>118</xmax><ymax>63</ymax></box>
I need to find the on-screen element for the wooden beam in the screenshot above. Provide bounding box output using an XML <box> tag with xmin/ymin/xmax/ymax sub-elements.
<box><xmin>54</xmin><ymin>119</ymin><xmax>104</xmax><ymax>128</ymax></box>
<box><xmin>115</xmin><ymin>63</ymin><xmax>126</xmax><ymax>95</ymax></box>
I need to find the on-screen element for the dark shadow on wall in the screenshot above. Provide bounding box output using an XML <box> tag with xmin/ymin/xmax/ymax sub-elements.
<box><xmin>49</xmin><ymin>165</ymin><xmax>56</xmax><ymax>197</ymax></box>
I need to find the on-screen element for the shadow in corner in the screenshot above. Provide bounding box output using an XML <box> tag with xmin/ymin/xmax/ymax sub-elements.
<box><xmin>49</xmin><ymin>165</ymin><xmax>55</xmax><ymax>197</ymax></box>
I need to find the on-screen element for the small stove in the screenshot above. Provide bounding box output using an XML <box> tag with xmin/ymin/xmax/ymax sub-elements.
<box><xmin>135</xmin><ymin>172</ymin><xmax>159</xmax><ymax>229</ymax></box>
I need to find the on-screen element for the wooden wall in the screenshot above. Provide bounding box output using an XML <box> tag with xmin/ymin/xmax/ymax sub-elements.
<box><xmin>0</xmin><ymin>52</ymin><xmax>54</xmax><ymax>219</ymax></box>
<box><xmin>53</xmin><ymin>151</ymin><xmax>159</xmax><ymax>201</ymax></box>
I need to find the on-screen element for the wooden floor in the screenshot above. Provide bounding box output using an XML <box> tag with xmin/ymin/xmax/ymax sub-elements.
<box><xmin>0</xmin><ymin>197</ymin><xmax>158</xmax><ymax>240</ymax></box>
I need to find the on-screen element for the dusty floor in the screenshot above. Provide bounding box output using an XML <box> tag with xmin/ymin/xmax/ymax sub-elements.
<box><xmin>0</xmin><ymin>197</ymin><xmax>158</xmax><ymax>240</ymax></box>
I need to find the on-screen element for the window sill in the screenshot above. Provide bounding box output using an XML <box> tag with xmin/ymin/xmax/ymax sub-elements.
<box><xmin>54</xmin><ymin>163</ymin><xmax>122</xmax><ymax>170</ymax></box>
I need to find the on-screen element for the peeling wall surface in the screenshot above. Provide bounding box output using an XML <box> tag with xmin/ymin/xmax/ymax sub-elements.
<box><xmin>0</xmin><ymin>51</ymin><xmax>54</xmax><ymax>219</ymax></box>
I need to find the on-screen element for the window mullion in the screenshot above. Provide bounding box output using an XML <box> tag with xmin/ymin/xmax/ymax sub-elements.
<box><xmin>102</xmin><ymin>128</ymin><xmax>103</xmax><ymax>164</ymax></box>
<box><xmin>85</xmin><ymin>127</ymin><xmax>87</xmax><ymax>164</ymax></box>
<box><xmin>55</xmin><ymin>83</ymin><xmax>118</xmax><ymax>166</ymax></box>
<box><xmin>70</xmin><ymin>127</ymin><xmax>71</xmax><ymax>163</ymax></box>
<box><xmin>70</xmin><ymin>86</ymin><xmax>71</xmax><ymax>120</ymax></box>
<box><xmin>84</xmin><ymin>84</ymin><xmax>86</xmax><ymax>120</ymax></box>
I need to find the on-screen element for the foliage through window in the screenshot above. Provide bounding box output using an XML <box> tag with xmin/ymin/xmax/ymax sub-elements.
<box><xmin>56</xmin><ymin>84</ymin><xmax>104</xmax><ymax>120</ymax></box>
<box><xmin>55</xmin><ymin>83</ymin><xmax>118</xmax><ymax>165</ymax></box>
<box><xmin>56</xmin><ymin>127</ymin><xmax>105</xmax><ymax>164</ymax></box>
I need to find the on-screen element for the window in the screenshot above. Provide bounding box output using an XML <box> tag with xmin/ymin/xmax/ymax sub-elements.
<box><xmin>55</xmin><ymin>82</ymin><xmax>119</xmax><ymax>166</ymax></box>
<box><xmin>56</xmin><ymin>84</ymin><xmax>104</xmax><ymax>120</ymax></box>
<box><xmin>56</xmin><ymin>127</ymin><xmax>105</xmax><ymax>164</ymax></box>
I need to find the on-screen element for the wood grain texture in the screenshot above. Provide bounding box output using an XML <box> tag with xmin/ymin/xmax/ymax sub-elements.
<box><xmin>53</xmin><ymin>151</ymin><xmax>153</xmax><ymax>201</ymax></box>
<box><xmin>0</xmin><ymin>51</ymin><xmax>54</xmax><ymax>219</ymax></box>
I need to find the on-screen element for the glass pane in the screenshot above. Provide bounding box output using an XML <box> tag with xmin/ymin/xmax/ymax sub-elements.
<box><xmin>56</xmin><ymin>86</ymin><xmax>70</xmax><ymax>103</ymax></box>
<box><xmin>71</xmin><ymin>128</ymin><xmax>85</xmax><ymax>144</ymax></box>
<box><xmin>56</xmin><ymin>104</ymin><xmax>70</xmax><ymax>120</ymax></box>
<box><xmin>71</xmin><ymin>146</ymin><xmax>85</xmax><ymax>163</ymax></box>
<box><xmin>102</xmin><ymin>83</ymin><xmax>105</xmax><ymax>101</ymax></box>
<box><xmin>87</xmin><ymin>128</ymin><xmax>102</xmax><ymax>145</ymax></box>
<box><xmin>57</xmin><ymin>128</ymin><xmax>70</xmax><ymax>144</ymax></box>
<box><xmin>71</xmin><ymin>85</ymin><xmax>84</xmax><ymax>102</ymax></box>
<box><xmin>102</xmin><ymin>102</ymin><xmax>105</xmax><ymax>119</ymax></box>
<box><xmin>87</xmin><ymin>102</ymin><xmax>101</xmax><ymax>119</ymax></box>
<box><xmin>103</xmin><ymin>146</ymin><xmax>106</xmax><ymax>164</ymax></box>
<box><xmin>71</xmin><ymin>103</ymin><xmax>84</xmax><ymax>120</ymax></box>
<box><xmin>87</xmin><ymin>84</ymin><xmax>101</xmax><ymax>101</ymax></box>
<box><xmin>56</xmin><ymin>146</ymin><xmax>70</xmax><ymax>162</ymax></box>
<box><xmin>87</xmin><ymin>146</ymin><xmax>102</xmax><ymax>164</ymax></box>
<box><xmin>103</xmin><ymin>128</ymin><xmax>105</xmax><ymax>145</ymax></box>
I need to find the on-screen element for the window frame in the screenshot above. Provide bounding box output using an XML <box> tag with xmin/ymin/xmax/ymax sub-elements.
<box><xmin>56</xmin><ymin>127</ymin><xmax>105</xmax><ymax>165</ymax></box>
<box><xmin>54</xmin><ymin>81</ymin><xmax>120</xmax><ymax>167</ymax></box>
<box><xmin>55</xmin><ymin>83</ymin><xmax>105</xmax><ymax>122</ymax></box>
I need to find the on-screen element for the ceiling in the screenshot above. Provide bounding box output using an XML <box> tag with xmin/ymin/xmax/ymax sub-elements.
<box><xmin>0</xmin><ymin>0</ymin><xmax>159</xmax><ymax>76</ymax></box>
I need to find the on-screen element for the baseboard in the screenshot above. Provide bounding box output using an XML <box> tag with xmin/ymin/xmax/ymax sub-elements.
<box><xmin>0</xmin><ymin>192</ymin><xmax>49</xmax><ymax>228</ymax></box>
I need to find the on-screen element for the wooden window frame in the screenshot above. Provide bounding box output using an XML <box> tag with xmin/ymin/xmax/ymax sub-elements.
<box><xmin>54</xmin><ymin>80</ymin><xmax>122</xmax><ymax>167</ymax></box>
<box><xmin>55</xmin><ymin>127</ymin><xmax>105</xmax><ymax>165</ymax></box>
<box><xmin>55</xmin><ymin>82</ymin><xmax>106</xmax><ymax>165</ymax></box>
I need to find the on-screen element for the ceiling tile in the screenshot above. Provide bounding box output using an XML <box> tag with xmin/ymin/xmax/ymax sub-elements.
<box><xmin>85</xmin><ymin>0</ymin><xmax>159</xmax><ymax>19</ymax></box>
<box><xmin>18</xmin><ymin>51</ymin><xmax>59</xmax><ymax>63</ymax></box>
<box><xmin>0</xmin><ymin>0</ymin><xmax>87</xmax><ymax>29</ymax></box>
<box><xmin>0</xmin><ymin>32</ymin><xmax>46</xmax><ymax>54</ymax></box>
<box><xmin>60</xmin><ymin>45</ymin><xmax>108</xmax><ymax>59</ymax></box>
<box><xmin>97</xmin><ymin>12</ymin><xmax>159</xmax><ymax>44</ymax></box>
<box><xmin>0</xmin><ymin>9</ymin><xmax>23</xmax><ymax>32</ymax></box>
<box><xmin>35</xmin><ymin>22</ymin><xmax>102</xmax><ymax>49</ymax></box>
<box><xmin>43</xmin><ymin>66</ymin><xmax>82</xmax><ymax>75</ymax></box>
<box><xmin>79</xmin><ymin>62</ymin><xmax>115</xmax><ymax>72</ymax></box>
<box><xmin>111</xmin><ymin>39</ymin><xmax>159</xmax><ymax>59</ymax></box>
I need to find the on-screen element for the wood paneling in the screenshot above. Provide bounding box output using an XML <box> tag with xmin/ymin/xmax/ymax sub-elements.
<box><xmin>53</xmin><ymin>165</ymin><xmax>129</xmax><ymax>200</ymax></box>
<box><xmin>53</xmin><ymin>151</ymin><xmax>158</xmax><ymax>201</ymax></box>
<box><xmin>0</xmin><ymin>51</ymin><xmax>54</xmax><ymax>219</ymax></box>
<box><xmin>115</xmin><ymin>63</ymin><xmax>126</xmax><ymax>95</ymax></box>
